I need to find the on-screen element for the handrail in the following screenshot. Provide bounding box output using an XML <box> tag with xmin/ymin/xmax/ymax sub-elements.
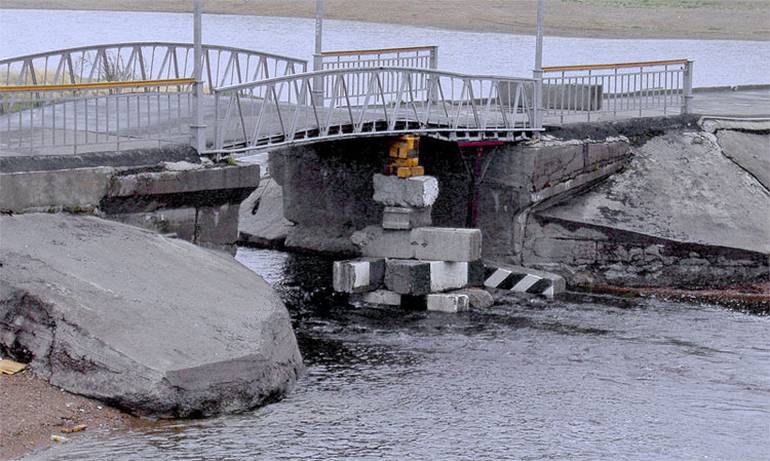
<box><xmin>214</xmin><ymin>67</ymin><xmax>537</xmax><ymax>93</ymax></box>
<box><xmin>543</xmin><ymin>59</ymin><xmax>689</xmax><ymax>72</ymax></box>
<box><xmin>0</xmin><ymin>78</ymin><xmax>195</xmax><ymax>93</ymax></box>
<box><xmin>321</xmin><ymin>45</ymin><xmax>437</xmax><ymax>57</ymax></box>
<box><xmin>0</xmin><ymin>42</ymin><xmax>307</xmax><ymax>66</ymax></box>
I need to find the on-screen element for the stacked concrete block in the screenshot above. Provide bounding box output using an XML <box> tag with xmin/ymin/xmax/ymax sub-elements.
<box><xmin>332</xmin><ymin>258</ymin><xmax>385</xmax><ymax>293</ymax></box>
<box><xmin>332</xmin><ymin>139</ymin><xmax>492</xmax><ymax>312</ymax></box>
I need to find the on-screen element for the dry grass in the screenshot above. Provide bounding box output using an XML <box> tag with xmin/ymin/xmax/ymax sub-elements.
<box><xmin>1</xmin><ymin>0</ymin><xmax>769</xmax><ymax>40</ymax></box>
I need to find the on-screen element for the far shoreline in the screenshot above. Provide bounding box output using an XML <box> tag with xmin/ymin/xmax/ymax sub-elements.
<box><xmin>1</xmin><ymin>1</ymin><xmax>769</xmax><ymax>42</ymax></box>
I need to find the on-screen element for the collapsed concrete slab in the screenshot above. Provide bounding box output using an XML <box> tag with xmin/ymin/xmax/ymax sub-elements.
<box><xmin>372</xmin><ymin>174</ymin><xmax>439</xmax><ymax>207</ymax></box>
<box><xmin>0</xmin><ymin>213</ymin><xmax>303</xmax><ymax>418</ymax></box>
<box><xmin>239</xmin><ymin>178</ymin><xmax>294</xmax><ymax>248</ymax></box>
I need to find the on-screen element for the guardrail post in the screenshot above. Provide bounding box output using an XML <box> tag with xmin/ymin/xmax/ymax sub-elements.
<box><xmin>429</xmin><ymin>46</ymin><xmax>439</xmax><ymax>70</ymax></box>
<box><xmin>682</xmin><ymin>60</ymin><xmax>694</xmax><ymax>114</ymax></box>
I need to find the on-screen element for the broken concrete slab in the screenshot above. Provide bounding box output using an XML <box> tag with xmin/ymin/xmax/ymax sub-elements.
<box><xmin>426</xmin><ymin>293</ymin><xmax>470</xmax><ymax>313</ymax></box>
<box><xmin>716</xmin><ymin>130</ymin><xmax>770</xmax><ymax>190</ymax></box>
<box><xmin>373</xmin><ymin>174</ymin><xmax>439</xmax><ymax>207</ymax></box>
<box><xmin>0</xmin><ymin>213</ymin><xmax>303</xmax><ymax>418</ymax></box>
<box><xmin>333</xmin><ymin>258</ymin><xmax>386</xmax><ymax>293</ymax></box>
<box><xmin>382</xmin><ymin>206</ymin><xmax>432</xmax><ymax>230</ymax></box>
<box><xmin>239</xmin><ymin>178</ymin><xmax>294</xmax><ymax>248</ymax></box>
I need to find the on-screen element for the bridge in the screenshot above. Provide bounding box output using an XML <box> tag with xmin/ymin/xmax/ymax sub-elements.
<box><xmin>1</xmin><ymin>40</ymin><xmax>731</xmax><ymax>158</ymax></box>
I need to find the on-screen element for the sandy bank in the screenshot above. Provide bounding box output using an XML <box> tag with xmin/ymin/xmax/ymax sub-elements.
<box><xmin>1</xmin><ymin>0</ymin><xmax>768</xmax><ymax>41</ymax></box>
<box><xmin>0</xmin><ymin>372</ymin><xmax>138</xmax><ymax>461</ymax></box>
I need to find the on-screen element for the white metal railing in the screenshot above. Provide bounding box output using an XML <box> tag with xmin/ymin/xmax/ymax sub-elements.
<box><xmin>0</xmin><ymin>79</ymin><xmax>195</xmax><ymax>154</ymax></box>
<box><xmin>542</xmin><ymin>59</ymin><xmax>693</xmax><ymax>123</ymax></box>
<box><xmin>210</xmin><ymin>67</ymin><xmax>537</xmax><ymax>154</ymax></box>
<box><xmin>319</xmin><ymin>46</ymin><xmax>438</xmax><ymax>102</ymax></box>
<box><xmin>0</xmin><ymin>42</ymin><xmax>308</xmax><ymax>93</ymax></box>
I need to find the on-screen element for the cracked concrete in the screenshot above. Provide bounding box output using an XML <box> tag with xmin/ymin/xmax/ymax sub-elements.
<box><xmin>0</xmin><ymin>213</ymin><xmax>303</xmax><ymax>418</ymax></box>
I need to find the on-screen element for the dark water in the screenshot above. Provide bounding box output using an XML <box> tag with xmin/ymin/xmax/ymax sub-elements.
<box><xmin>31</xmin><ymin>249</ymin><xmax>770</xmax><ymax>461</ymax></box>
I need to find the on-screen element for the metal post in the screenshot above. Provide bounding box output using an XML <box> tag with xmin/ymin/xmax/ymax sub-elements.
<box><xmin>533</xmin><ymin>0</ymin><xmax>545</xmax><ymax>130</ymax></box>
<box><xmin>683</xmin><ymin>60</ymin><xmax>694</xmax><ymax>114</ymax></box>
<box><xmin>312</xmin><ymin>0</ymin><xmax>325</xmax><ymax>105</ymax></box>
<box><xmin>192</xmin><ymin>0</ymin><xmax>206</xmax><ymax>153</ymax></box>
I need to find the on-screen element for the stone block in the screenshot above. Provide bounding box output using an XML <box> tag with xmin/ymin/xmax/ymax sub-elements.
<box><xmin>372</xmin><ymin>174</ymin><xmax>439</xmax><ymax>207</ymax></box>
<box><xmin>361</xmin><ymin>289</ymin><xmax>402</xmax><ymax>306</ymax></box>
<box><xmin>413</xmin><ymin>227</ymin><xmax>482</xmax><ymax>262</ymax></box>
<box><xmin>426</xmin><ymin>293</ymin><xmax>470</xmax><ymax>313</ymax></box>
<box><xmin>351</xmin><ymin>226</ymin><xmax>415</xmax><ymax>259</ymax></box>
<box><xmin>451</xmin><ymin>288</ymin><xmax>494</xmax><ymax>309</ymax></box>
<box><xmin>382</xmin><ymin>206</ymin><xmax>432</xmax><ymax>230</ymax></box>
<box><xmin>467</xmin><ymin>260</ymin><xmax>486</xmax><ymax>286</ymax></box>
<box><xmin>429</xmin><ymin>261</ymin><xmax>469</xmax><ymax>292</ymax></box>
<box><xmin>384</xmin><ymin>260</ymin><xmax>432</xmax><ymax>295</ymax></box>
<box><xmin>333</xmin><ymin>258</ymin><xmax>386</xmax><ymax>293</ymax></box>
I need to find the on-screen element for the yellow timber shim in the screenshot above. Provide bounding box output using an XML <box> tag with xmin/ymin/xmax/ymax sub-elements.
<box><xmin>385</xmin><ymin>135</ymin><xmax>423</xmax><ymax>177</ymax></box>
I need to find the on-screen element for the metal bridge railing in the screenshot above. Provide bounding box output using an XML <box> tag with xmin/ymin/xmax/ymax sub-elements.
<box><xmin>210</xmin><ymin>67</ymin><xmax>537</xmax><ymax>155</ymax></box>
<box><xmin>0</xmin><ymin>42</ymin><xmax>308</xmax><ymax>94</ymax></box>
<box><xmin>0</xmin><ymin>79</ymin><xmax>195</xmax><ymax>154</ymax></box>
<box><xmin>320</xmin><ymin>46</ymin><xmax>438</xmax><ymax>102</ymax></box>
<box><xmin>542</xmin><ymin>59</ymin><xmax>693</xmax><ymax>124</ymax></box>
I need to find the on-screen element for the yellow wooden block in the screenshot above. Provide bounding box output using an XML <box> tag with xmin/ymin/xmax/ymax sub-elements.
<box><xmin>410</xmin><ymin>166</ymin><xmax>425</xmax><ymax>176</ymax></box>
<box><xmin>390</xmin><ymin>157</ymin><xmax>419</xmax><ymax>167</ymax></box>
<box><xmin>396</xmin><ymin>166</ymin><xmax>413</xmax><ymax>178</ymax></box>
<box><xmin>0</xmin><ymin>359</ymin><xmax>26</xmax><ymax>375</ymax></box>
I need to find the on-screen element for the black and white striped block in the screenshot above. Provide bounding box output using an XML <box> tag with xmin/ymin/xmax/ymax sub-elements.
<box><xmin>483</xmin><ymin>264</ymin><xmax>565</xmax><ymax>298</ymax></box>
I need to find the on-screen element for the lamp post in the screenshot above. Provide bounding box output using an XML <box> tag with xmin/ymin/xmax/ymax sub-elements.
<box><xmin>533</xmin><ymin>0</ymin><xmax>545</xmax><ymax>130</ymax></box>
<box><xmin>192</xmin><ymin>0</ymin><xmax>206</xmax><ymax>153</ymax></box>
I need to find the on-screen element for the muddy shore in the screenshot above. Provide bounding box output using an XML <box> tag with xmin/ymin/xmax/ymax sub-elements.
<box><xmin>0</xmin><ymin>372</ymin><xmax>139</xmax><ymax>461</ymax></box>
<box><xmin>1</xmin><ymin>0</ymin><xmax>768</xmax><ymax>41</ymax></box>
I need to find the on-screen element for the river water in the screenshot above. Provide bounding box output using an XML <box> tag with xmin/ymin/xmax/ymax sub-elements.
<box><xmin>29</xmin><ymin>248</ymin><xmax>770</xmax><ymax>460</ymax></box>
<box><xmin>1</xmin><ymin>9</ymin><xmax>770</xmax><ymax>87</ymax></box>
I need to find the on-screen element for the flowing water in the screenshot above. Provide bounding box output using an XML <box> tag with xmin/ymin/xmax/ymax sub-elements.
<box><xmin>28</xmin><ymin>248</ymin><xmax>770</xmax><ymax>461</ymax></box>
<box><xmin>1</xmin><ymin>9</ymin><xmax>770</xmax><ymax>87</ymax></box>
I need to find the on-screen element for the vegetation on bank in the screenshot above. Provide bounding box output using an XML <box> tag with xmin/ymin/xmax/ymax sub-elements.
<box><xmin>1</xmin><ymin>0</ymin><xmax>768</xmax><ymax>41</ymax></box>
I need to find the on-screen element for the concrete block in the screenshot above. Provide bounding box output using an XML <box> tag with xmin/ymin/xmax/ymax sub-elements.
<box><xmin>429</xmin><ymin>261</ymin><xmax>469</xmax><ymax>292</ymax></box>
<box><xmin>333</xmin><ymin>258</ymin><xmax>386</xmax><ymax>293</ymax></box>
<box><xmin>384</xmin><ymin>260</ymin><xmax>432</xmax><ymax>295</ymax></box>
<box><xmin>483</xmin><ymin>263</ymin><xmax>566</xmax><ymax>298</ymax></box>
<box><xmin>426</xmin><ymin>293</ymin><xmax>470</xmax><ymax>313</ymax></box>
<box><xmin>467</xmin><ymin>260</ymin><xmax>486</xmax><ymax>287</ymax></box>
<box><xmin>351</xmin><ymin>226</ymin><xmax>415</xmax><ymax>259</ymax></box>
<box><xmin>451</xmin><ymin>288</ymin><xmax>494</xmax><ymax>309</ymax></box>
<box><xmin>413</xmin><ymin>227</ymin><xmax>482</xmax><ymax>262</ymax></box>
<box><xmin>0</xmin><ymin>167</ymin><xmax>115</xmax><ymax>212</ymax></box>
<box><xmin>382</xmin><ymin>206</ymin><xmax>432</xmax><ymax>230</ymax></box>
<box><xmin>361</xmin><ymin>289</ymin><xmax>402</xmax><ymax>306</ymax></box>
<box><xmin>372</xmin><ymin>174</ymin><xmax>438</xmax><ymax>207</ymax></box>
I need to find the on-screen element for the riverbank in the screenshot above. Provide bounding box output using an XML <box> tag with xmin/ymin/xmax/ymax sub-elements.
<box><xmin>0</xmin><ymin>372</ymin><xmax>137</xmax><ymax>461</ymax></box>
<box><xmin>1</xmin><ymin>0</ymin><xmax>768</xmax><ymax>41</ymax></box>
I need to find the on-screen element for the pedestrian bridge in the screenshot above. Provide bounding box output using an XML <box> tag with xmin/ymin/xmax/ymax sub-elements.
<box><xmin>0</xmin><ymin>42</ymin><xmax>698</xmax><ymax>156</ymax></box>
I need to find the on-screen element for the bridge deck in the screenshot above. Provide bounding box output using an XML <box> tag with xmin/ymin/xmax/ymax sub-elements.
<box><xmin>1</xmin><ymin>88</ymin><xmax>767</xmax><ymax>157</ymax></box>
